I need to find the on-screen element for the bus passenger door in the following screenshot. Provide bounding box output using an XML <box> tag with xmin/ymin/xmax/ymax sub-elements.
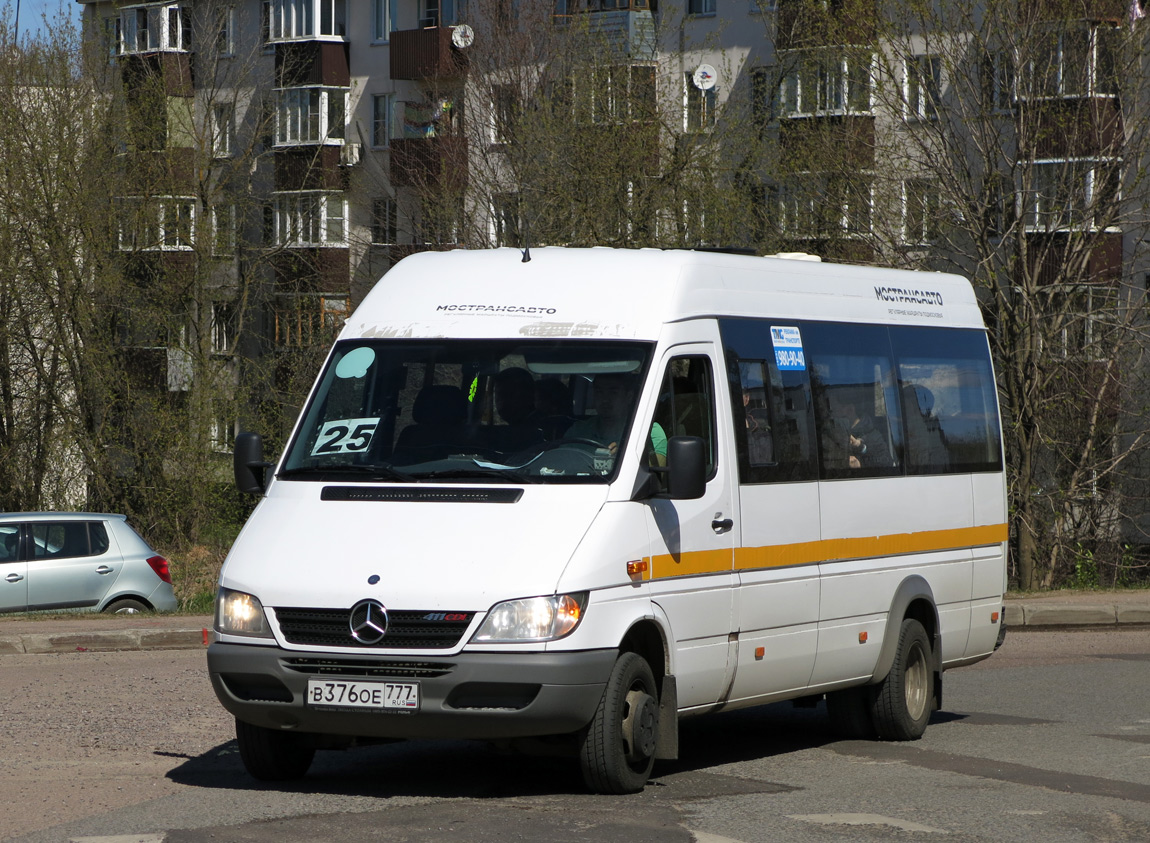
<box><xmin>724</xmin><ymin>341</ymin><xmax>821</xmax><ymax>704</ymax></box>
<box><xmin>644</xmin><ymin>344</ymin><xmax>737</xmax><ymax>711</ymax></box>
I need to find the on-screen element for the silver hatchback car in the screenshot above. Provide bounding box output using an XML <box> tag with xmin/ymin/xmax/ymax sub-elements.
<box><xmin>0</xmin><ymin>513</ymin><xmax>178</xmax><ymax>614</ymax></box>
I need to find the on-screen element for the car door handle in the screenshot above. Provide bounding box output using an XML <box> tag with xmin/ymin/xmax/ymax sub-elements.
<box><xmin>96</xmin><ymin>565</ymin><xmax>115</xmax><ymax>575</ymax></box>
<box><xmin>5</xmin><ymin>573</ymin><xmax>23</xmax><ymax>583</ymax></box>
<box><xmin>712</xmin><ymin>518</ymin><xmax>734</xmax><ymax>534</ymax></box>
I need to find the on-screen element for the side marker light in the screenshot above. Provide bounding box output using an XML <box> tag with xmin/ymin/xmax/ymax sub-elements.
<box><xmin>991</xmin><ymin>611</ymin><xmax>1000</xmax><ymax>623</ymax></box>
<box><xmin>858</xmin><ymin>631</ymin><xmax>868</xmax><ymax>644</ymax></box>
<box><xmin>627</xmin><ymin>560</ymin><xmax>648</xmax><ymax>576</ymax></box>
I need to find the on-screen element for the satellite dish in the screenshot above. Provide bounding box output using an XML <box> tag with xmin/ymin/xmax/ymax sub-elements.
<box><xmin>692</xmin><ymin>64</ymin><xmax>717</xmax><ymax>91</ymax></box>
<box><xmin>451</xmin><ymin>24</ymin><xmax>475</xmax><ymax>49</ymax></box>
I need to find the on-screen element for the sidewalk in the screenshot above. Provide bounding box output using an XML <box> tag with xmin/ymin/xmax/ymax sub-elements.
<box><xmin>0</xmin><ymin>592</ymin><xmax>1147</xmax><ymax>655</ymax></box>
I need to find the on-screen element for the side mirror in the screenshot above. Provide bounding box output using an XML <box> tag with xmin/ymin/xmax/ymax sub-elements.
<box><xmin>666</xmin><ymin>436</ymin><xmax>707</xmax><ymax>500</ymax></box>
<box><xmin>234</xmin><ymin>432</ymin><xmax>270</xmax><ymax>494</ymax></box>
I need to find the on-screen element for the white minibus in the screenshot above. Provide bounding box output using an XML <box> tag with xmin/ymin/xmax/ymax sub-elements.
<box><xmin>208</xmin><ymin>247</ymin><xmax>1007</xmax><ymax>793</ymax></box>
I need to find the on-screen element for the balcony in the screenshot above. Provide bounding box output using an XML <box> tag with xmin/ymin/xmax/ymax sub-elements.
<box><xmin>390</xmin><ymin>136</ymin><xmax>469</xmax><ymax>190</ymax></box>
<box><xmin>566</xmin><ymin>9</ymin><xmax>657</xmax><ymax>59</ymax></box>
<box><xmin>390</xmin><ymin>27</ymin><xmax>469</xmax><ymax>81</ymax></box>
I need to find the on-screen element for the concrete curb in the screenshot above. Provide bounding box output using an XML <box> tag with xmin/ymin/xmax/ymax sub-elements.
<box><xmin>1</xmin><ymin>597</ymin><xmax>1147</xmax><ymax>655</ymax></box>
<box><xmin>0</xmin><ymin>627</ymin><xmax>208</xmax><ymax>655</ymax></box>
<box><xmin>1004</xmin><ymin>601</ymin><xmax>1150</xmax><ymax>629</ymax></box>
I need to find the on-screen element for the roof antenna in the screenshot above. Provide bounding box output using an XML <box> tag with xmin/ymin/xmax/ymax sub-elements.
<box><xmin>521</xmin><ymin>215</ymin><xmax>531</xmax><ymax>263</ymax></box>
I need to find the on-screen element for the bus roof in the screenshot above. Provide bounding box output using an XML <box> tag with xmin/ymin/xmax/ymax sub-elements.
<box><xmin>342</xmin><ymin>247</ymin><xmax>986</xmax><ymax>343</ymax></box>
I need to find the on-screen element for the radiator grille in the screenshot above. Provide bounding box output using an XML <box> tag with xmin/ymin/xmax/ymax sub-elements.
<box><xmin>275</xmin><ymin>607</ymin><xmax>474</xmax><ymax>649</ymax></box>
<box><xmin>283</xmin><ymin>657</ymin><xmax>454</xmax><ymax>679</ymax></box>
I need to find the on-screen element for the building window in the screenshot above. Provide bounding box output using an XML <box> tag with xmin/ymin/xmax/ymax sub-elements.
<box><xmin>779</xmin><ymin>49</ymin><xmax>873</xmax><ymax>118</ymax></box>
<box><xmin>275</xmin><ymin>87</ymin><xmax>347</xmax><ymax>145</ymax></box>
<box><xmin>982</xmin><ymin>50</ymin><xmax>1014</xmax><ymax>112</ymax></box>
<box><xmin>491</xmin><ymin>85</ymin><xmax>517</xmax><ymax>143</ymax></box>
<box><xmin>211</xmin><ymin>407</ymin><xmax>236</xmax><ymax>452</ymax></box>
<box><xmin>274</xmin><ymin>192</ymin><xmax>348</xmax><ymax>246</ymax></box>
<box><xmin>490</xmin><ymin>193</ymin><xmax>520</xmax><ymax>246</ymax></box>
<box><xmin>372</xmin><ymin>198</ymin><xmax>397</xmax><ymax>245</ymax></box>
<box><xmin>773</xmin><ymin>176</ymin><xmax>872</xmax><ymax>238</ymax></box>
<box><xmin>119</xmin><ymin>3</ymin><xmax>190</xmax><ymax>54</ymax></box>
<box><xmin>211</xmin><ymin>204</ymin><xmax>236</xmax><ymax>255</ymax></box>
<box><xmin>1045</xmin><ymin>286</ymin><xmax>1118</xmax><ymax>361</ymax></box>
<box><xmin>1031</xmin><ymin>24</ymin><xmax>1120</xmax><ymax>99</ymax></box>
<box><xmin>904</xmin><ymin>178</ymin><xmax>941</xmax><ymax>244</ymax></box>
<box><xmin>584</xmin><ymin>65</ymin><xmax>655</xmax><ymax>124</ymax></box>
<box><xmin>118</xmin><ymin>197</ymin><xmax>195</xmax><ymax>251</ymax></box>
<box><xmin>211</xmin><ymin>301</ymin><xmax>238</xmax><ymax>354</ymax></box>
<box><xmin>215</xmin><ymin>5</ymin><xmax>235</xmax><ymax>55</ymax></box>
<box><xmin>372</xmin><ymin>0</ymin><xmax>392</xmax><ymax>40</ymax></box>
<box><xmin>688</xmin><ymin>0</ymin><xmax>715</xmax><ymax>14</ymax></box>
<box><xmin>419</xmin><ymin>0</ymin><xmax>457</xmax><ymax>27</ymax></box>
<box><xmin>684</xmin><ymin>73</ymin><xmax>717</xmax><ymax>132</ymax></box>
<box><xmin>105</xmin><ymin>16</ymin><xmax>120</xmax><ymax>63</ymax></box>
<box><xmin>1027</xmin><ymin>159</ymin><xmax>1120</xmax><ymax>231</ymax></box>
<box><xmin>274</xmin><ymin>294</ymin><xmax>349</xmax><ymax>348</ymax></box>
<box><xmin>211</xmin><ymin>104</ymin><xmax>235</xmax><ymax>157</ymax></box>
<box><xmin>265</xmin><ymin>0</ymin><xmax>346</xmax><ymax>41</ymax></box>
<box><xmin>372</xmin><ymin>94</ymin><xmax>393</xmax><ymax>148</ymax></box>
<box><xmin>906</xmin><ymin>55</ymin><xmax>941</xmax><ymax>120</ymax></box>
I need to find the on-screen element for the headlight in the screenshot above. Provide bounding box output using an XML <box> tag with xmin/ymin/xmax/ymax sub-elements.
<box><xmin>472</xmin><ymin>593</ymin><xmax>587</xmax><ymax>643</ymax></box>
<box><xmin>215</xmin><ymin>587</ymin><xmax>272</xmax><ymax>638</ymax></box>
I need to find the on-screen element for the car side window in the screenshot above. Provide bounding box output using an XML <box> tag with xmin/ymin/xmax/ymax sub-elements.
<box><xmin>31</xmin><ymin>522</ymin><xmax>95</xmax><ymax>560</ymax></box>
<box><xmin>89</xmin><ymin>523</ymin><xmax>111</xmax><ymax>555</ymax></box>
<box><xmin>0</xmin><ymin>526</ymin><xmax>20</xmax><ymax>562</ymax></box>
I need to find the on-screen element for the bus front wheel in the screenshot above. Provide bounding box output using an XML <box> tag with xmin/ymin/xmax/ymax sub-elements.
<box><xmin>579</xmin><ymin>651</ymin><xmax>659</xmax><ymax>794</ymax></box>
<box><xmin>872</xmin><ymin>618</ymin><xmax>933</xmax><ymax>741</ymax></box>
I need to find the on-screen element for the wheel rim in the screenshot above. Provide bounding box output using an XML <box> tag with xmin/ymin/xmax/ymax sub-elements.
<box><xmin>621</xmin><ymin>686</ymin><xmax>657</xmax><ymax>766</ymax></box>
<box><xmin>904</xmin><ymin>640</ymin><xmax>929</xmax><ymax>721</ymax></box>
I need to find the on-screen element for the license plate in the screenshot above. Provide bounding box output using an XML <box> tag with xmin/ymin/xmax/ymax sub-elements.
<box><xmin>306</xmin><ymin>679</ymin><xmax>420</xmax><ymax>712</ymax></box>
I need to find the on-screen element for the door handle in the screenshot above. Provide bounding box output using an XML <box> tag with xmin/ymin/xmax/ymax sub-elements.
<box><xmin>712</xmin><ymin>518</ymin><xmax>734</xmax><ymax>534</ymax></box>
<box><xmin>6</xmin><ymin>573</ymin><xmax>23</xmax><ymax>583</ymax></box>
<box><xmin>96</xmin><ymin>565</ymin><xmax>115</xmax><ymax>575</ymax></box>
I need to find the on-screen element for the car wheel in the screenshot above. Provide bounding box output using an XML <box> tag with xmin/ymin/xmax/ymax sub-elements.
<box><xmin>826</xmin><ymin>685</ymin><xmax>877</xmax><ymax>739</ymax></box>
<box><xmin>872</xmin><ymin>618</ymin><xmax>933</xmax><ymax>741</ymax></box>
<box><xmin>578</xmin><ymin>651</ymin><xmax>659</xmax><ymax>794</ymax></box>
<box><xmin>103</xmin><ymin>598</ymin><xmax>151</xmax><ymax>614</ymax></box>
<box><xmin>235</xmin><ymin>718</ymin><xmax>315</xmax><ymax>781</ymax></box>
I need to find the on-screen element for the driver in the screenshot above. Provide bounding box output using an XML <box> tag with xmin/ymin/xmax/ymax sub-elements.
<box><xmin>567</xmin><ymin>373</ymin><xmax>667</xmax><ymax>464</ymax></box>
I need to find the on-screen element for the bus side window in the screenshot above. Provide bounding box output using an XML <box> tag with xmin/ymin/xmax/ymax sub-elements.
<box><xmin>804</xmin><ymin>322</ymin><xmax>901</xmax><ymax>479</ymax></box>
<box><xmin>890</xmin><ymin>325</ymin><xmax>1003</xmax><ymax>474</ymax></box>
<box><xmin>720</xmin><ymin>319</ymin><xmax>817</xmax><ymax>484</ymax></box>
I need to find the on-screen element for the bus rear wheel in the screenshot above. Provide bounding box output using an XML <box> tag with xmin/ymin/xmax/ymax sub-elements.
<box><xmin>872</xmin><ymin>618</ymin><xmax>933</xmax><ymax>741</ymax></box>
<box><xmin>579</xmin><ymin>651</ymin><xmax>659</xmax><ymax>794</ymax></box>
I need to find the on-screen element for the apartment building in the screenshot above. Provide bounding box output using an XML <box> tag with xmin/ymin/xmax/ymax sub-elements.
<box><xmin>76</xmin><ymin>0</ymin><xmax>1149</xmax><ymax>570</ymax></box>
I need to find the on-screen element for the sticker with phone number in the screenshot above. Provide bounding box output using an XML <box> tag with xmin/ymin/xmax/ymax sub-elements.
<box><xmin>311</xmin><ymin>417</ymin><xmax>380</xmax><ymax>455</ymax></box>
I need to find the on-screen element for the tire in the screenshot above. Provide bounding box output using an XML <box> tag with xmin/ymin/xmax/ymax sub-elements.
<box><xmin>103</xmin><ymin>598</ymin><xmax>150</xmax><ymax>614</ymax></box>
<box><xmin>826</xmin><ymin>685</ymin><xmax>877</xmax><ymax>739</ymax></box>
<box><xmin>579</xmin><ymin>652</ymin><xmax>659</xmax><ymax>794</ymax></box>
<box><xmin>235</xmin><ymin>718</ymin><xmax>315</xmax><ymax>781</ymax></box>
<box><xmin>872</xmin><ymin>618</ymin><xmax>933</xmax><ymax>741</ymax></box>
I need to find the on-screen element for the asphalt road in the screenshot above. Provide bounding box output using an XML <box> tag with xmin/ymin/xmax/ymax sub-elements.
<box><xmin>2</xmin><ymin>628</ymin><xmax>1150</xmax><ymax>843</ymax></box>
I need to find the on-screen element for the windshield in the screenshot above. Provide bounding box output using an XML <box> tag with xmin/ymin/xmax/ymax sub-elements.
<box><xmin>281</xmin><ymin>339</ymin><xmax>655</xmax><ymax>483</ymax></box>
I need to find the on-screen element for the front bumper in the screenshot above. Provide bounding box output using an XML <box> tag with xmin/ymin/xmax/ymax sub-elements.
<box><xmin>207</xmin><ymin>642</ymin><xmax>616</xmax><ymax>740</ymax></box>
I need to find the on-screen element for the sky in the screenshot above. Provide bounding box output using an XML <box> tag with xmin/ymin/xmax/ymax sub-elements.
<box><xmin>9</xmin><ymin>0</ymin><xmax>80</xmax><ymax>39</ymax></box>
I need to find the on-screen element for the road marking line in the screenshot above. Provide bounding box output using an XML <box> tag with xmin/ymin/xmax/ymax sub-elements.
<box><xmin>788</xmin><ymin>813</ymin><xmax>946</xmax><ymax>833</ymax></box>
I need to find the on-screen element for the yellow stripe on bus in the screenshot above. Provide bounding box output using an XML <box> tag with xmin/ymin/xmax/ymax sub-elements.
<box><xmin>644</xmin><ymin>523</ymin><xmax>1008</xmax><ymax>581</ymax></box>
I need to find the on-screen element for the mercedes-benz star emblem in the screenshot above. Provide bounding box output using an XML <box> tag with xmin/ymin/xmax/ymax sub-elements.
<box><xmin>349</xmin><ymin>599</ymin><xmax>389</xmax><ymax>644</ymax></box>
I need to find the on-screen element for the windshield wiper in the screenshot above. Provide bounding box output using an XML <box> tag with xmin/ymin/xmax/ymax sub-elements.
<box><xmin>416</xmin><ymin>466</ymin><xmax>539</xmax><ymax>484</ymax></box>
<box><xmin>278</xmin><ymin>464</ymin><xmax>416</xmax><ymax>482</ymax></box>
